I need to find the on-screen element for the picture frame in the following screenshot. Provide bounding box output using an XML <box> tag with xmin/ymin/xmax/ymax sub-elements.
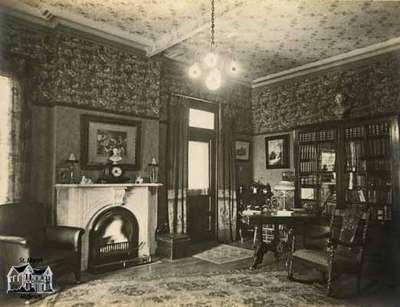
<box><xmin>80</xmin><ymin>115</ymin><xmax>141</xmax><ymax>170</ymax></box>
<box><xmin>235</xmin><ymin>140</ymin><xmax>251</xmax><ymax>161</ymax></box>
<box><xmin>265</xmin><ymin>134</ymin><xmax>290</xmax><ymax>169</ymax></box>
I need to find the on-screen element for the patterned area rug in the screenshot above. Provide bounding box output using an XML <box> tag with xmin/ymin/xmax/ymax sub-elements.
<box><xmin>193</xmin><ymin>244</ymin><xmax>254</xmax><ymax>264</ymax></box>
<box><xmin>39</xmin><ymin>269</ymin><xmax>355</xmax><ymax>307</ymax></box>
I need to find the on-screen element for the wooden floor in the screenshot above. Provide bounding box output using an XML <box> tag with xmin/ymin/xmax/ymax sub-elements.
<box><xmin>1</xmin><ymin>240</ymin><xmax>399</xmax><ymax>307</ymax></box>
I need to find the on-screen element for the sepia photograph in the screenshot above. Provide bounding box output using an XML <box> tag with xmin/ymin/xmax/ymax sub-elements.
<box><xmin>1</xmin><ymin>0</ymin><xmax>400</xmax><ymax>306</ymax></box>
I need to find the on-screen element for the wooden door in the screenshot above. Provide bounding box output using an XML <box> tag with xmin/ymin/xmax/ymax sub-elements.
<box><xmin>187</xmin><ymin>102</ymin><xmax>217</xmax><ymax>242</ymax></box>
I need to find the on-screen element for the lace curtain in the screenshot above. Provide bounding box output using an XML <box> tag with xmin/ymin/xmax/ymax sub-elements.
<box><xmin>0</xmin><ymin>74</ymin><xmax>29</xmax><ymax>205</ymax></box>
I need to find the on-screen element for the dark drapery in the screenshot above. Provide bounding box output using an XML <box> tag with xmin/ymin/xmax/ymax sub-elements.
<box><xmin>217</xmin><ymin>107</ymin><xmax>237</xmax><ymax>242</ymax></box>
<box><xmin>166</xmin><ymin>95</ymin><xmax>189</xmax><ymax>235</ymax></box>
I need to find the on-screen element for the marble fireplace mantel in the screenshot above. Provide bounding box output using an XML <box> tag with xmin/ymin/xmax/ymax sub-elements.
<box><xmin>55</xmin><ymin>183</ymin><xmax>162</xmax><ymax>271</ymax></box>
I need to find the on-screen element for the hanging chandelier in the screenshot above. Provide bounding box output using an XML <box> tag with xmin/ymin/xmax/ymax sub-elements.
<box><xmin>188</xmin><ymin>0</ymin><xmax>239</xmax><ymax>91</ymax></box>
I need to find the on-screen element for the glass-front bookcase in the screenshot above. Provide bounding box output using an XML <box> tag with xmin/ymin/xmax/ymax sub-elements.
<box><xmin>295</xmin><ymin>116</ymin><xmax>399</xmax><ymax>223</ymax></box>
<box><xmin>296</xmin><ymin>127</ymin><xmax>338</xmax><ymax>214</ymax></box>
<box><xmin>344</xmin><ymin>121</ymin><xmax>393</xmax><ymax>222</ymax></box>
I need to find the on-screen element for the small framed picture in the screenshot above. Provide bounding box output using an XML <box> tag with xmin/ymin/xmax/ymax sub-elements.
<box><xmin>235</xmin><ymin>140</ymin><xmax>250</xmax><ymax>161</ymax></box>
<box><xmin>301</xmin><ymin>188</ymin><xmax>315</xmax><ymax>200</ymax></box>
<box><xmin>265</xmin><ymin>134</ymin><xmax>290</xmax><ymax>169</ymax></box>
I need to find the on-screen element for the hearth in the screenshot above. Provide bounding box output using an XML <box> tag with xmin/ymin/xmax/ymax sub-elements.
<box><xmin>55</xmin><ymin>183</ymin><xmax>161</xmax><ymax>272</ymax></box>
<box><xmin>89</xmin><ymin>207</ymin><xmax>141</xmax><ymax>273</ymax></box>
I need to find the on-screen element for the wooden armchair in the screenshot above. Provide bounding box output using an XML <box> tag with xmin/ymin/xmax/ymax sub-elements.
<box><xmin>287</xmin><ymin>207</ymin><xmax>371</xmax><ymax>296</ymax></box>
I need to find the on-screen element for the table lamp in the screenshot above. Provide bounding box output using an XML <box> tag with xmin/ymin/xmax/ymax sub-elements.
<box><xmin>66</xmin><ymin>153</ymin><xmax>79</xmax><ymax>184</ymax></box>
<box><xmin>148</xmin><ymin>157</ymin><xmax>159</xmax><ymax>183</ymax></box>
<box><xmin>274</xmin><ymin>181</ymin><xmax>295</xmax><ymax>212</ymax></box>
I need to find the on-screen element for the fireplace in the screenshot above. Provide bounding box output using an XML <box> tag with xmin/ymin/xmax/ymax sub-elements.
<box><xmin>55</xmin><ymin>183</ymin><xmax>161</xmax><ymax>272</ymax></box>
<box><xmin>89</xmin><ymin>207</ymin><xmax>139</xmax><ymax>273</ymax></box>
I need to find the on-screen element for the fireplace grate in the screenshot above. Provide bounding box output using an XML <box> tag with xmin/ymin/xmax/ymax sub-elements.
<box><xmin>98</xmin><ymin>241</ymin><xmax>132</xmax><ymax>257</ymax></box>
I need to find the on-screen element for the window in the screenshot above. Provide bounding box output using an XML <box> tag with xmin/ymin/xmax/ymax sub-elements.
<box><xmin>189</xmin><ymin>108</ymin><xmax>215</xmax><ymax>130</ymax></box>
<box><xmin>188</xmin><ymin>141</ymin><xmax>210</xmax><ymax>190</ymax></box>
<box><xmin>0</xmin><ymin>74</ymin><xmax>22</xmax><ymax>205</ymax></box>
<box><xmin>0</xmin><ymin>75</ymin><xmax>12</xmax><ymax>204</ymax></box>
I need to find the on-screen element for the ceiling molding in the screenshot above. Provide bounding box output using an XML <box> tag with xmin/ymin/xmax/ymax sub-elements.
<box><xmin>252</xmin><ymin>36</ymin><xmax>400</xmax><ymax>88</ymax></box>
<box><xmin>148</xmin><ymin>2</ymin><xmax>247</xmax><ymax>58</ymax></box>
<box><xmin>0</xmin><ymin>1</ymin><xmax>152</xmax><ymax>52</ymax></box>
<box><xmin>147</xmin><ymin>23</ymin><xmax>208</xmax><ymax>57</ymax></box>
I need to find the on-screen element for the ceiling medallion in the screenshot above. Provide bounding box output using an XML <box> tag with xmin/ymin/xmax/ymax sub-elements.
<box><xmin>188</xmin><ymin>0</ymin><xmax>239</xmax><ymax>91</ymax></box>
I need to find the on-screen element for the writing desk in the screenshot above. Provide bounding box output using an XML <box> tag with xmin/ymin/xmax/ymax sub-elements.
<box><xmin>241</xmin><ymin>212</ymin><xmax>320</xmax><ymax>268</ymax></box>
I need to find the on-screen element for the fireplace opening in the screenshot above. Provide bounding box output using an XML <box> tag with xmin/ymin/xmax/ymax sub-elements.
<box><xmin>89</xmin><ymin>207</ymin><xmax>139</xmax><ymax>273</ymax></box>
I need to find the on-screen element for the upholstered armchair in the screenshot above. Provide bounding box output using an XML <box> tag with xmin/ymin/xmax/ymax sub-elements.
<box><xmin>0</xmin><ymin>225</ymin><xmax>84</xmax><ymax>287</ymax></box>
<box><xmin>287</xmin><ymin>208</ymin><xmax>371</xmax><ymax>296</ymax></box>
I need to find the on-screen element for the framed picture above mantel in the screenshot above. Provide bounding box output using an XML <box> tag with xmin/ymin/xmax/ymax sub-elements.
<box><xmin>265</xmin><ymin>134</ymin><xmax>290</xmax><ymax>169</ymax></box>
<box><xmin>80</xmin><ymin>115</ymin><xmax>141</xmax><ymax>170</ymax></box>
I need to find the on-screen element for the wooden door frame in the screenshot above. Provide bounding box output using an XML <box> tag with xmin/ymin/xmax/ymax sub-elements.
<box><xmin>187</xmin><ymin>101</ymin><xmax>218</xmax><ymax>240</ymax></box>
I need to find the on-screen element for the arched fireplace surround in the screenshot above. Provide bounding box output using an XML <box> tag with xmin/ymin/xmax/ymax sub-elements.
<box><xmin>89</xmin><ymin>207</ymin><xmax>139</xmax><ymax>273</ymax></box>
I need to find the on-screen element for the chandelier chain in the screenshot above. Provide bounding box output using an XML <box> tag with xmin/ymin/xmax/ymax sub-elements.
<box><xmin>211</xmin><ymin>0</ymin><xmax>215</xmax><ymax>49</ymax></box>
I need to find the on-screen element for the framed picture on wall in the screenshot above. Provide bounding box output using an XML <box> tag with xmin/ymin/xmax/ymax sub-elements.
<box><xmin>81</xmin><ymin>115</ymin><xmax>141</xmax><ymax>170</ymax></box>
<box><xmin>265</xmin><ymin>134</ymin><xmax>290</xmax><ymax>169</ymax></box>
<box><xmin>235</xmin><ymin>140</ymin><xmax>251</xmax><ymax>161</ymax></box>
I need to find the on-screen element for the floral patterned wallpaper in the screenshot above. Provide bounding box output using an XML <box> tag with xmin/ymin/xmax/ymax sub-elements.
<box><xmin>252</xmin><ymin>52</ymin><xmax>400</xmax><ymax>134</ymax></box>
<box><xmin>0</xmin><ymin>19</ymin><xmax>161</xmax><ymax>118</ymax></box>
<box><xmin>0</xmin><ymin>17</ymin><xmax>252</xmax><ymax>126</ymax></box>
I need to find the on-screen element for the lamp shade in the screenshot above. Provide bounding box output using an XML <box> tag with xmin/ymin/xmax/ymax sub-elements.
<box><xmin>274</xmin><ymin>180</ymin><xmax>295</xmax><ymax>191</ymax></box>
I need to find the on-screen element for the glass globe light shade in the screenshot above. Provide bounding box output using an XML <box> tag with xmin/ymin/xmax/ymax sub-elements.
<box><xmin>205</xmin><ymin>68</ymin><xmax>222</xmax><ymax>91</ymax></box>
<box><xmin>188</xmin><ymin>62</ymin><xmax>201</xmax><ymax>79</ymax></box>
<box><xmin>228</xmin><ymin>60</ymin><xmax>239</xmax><ymax>74</ymax></box>
<box><xmin>204</xmin><ymin>52</ymin><xmax>218</xmax><ymax>68</ymax></box>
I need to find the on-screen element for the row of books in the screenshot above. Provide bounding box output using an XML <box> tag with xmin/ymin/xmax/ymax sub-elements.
<box><xmin>366</xmin><ymin>138</ymin><xmax>390</xmax><ymax>157</ymax></box>
<box><xmin>347</xmin><ymin>173</ymin><xmax>367</xmax><ymax>187</ymax></box>
<box><xmin>345</xmin><ymin>126</ymin><xmax>365</xmax><ymax>139</ymax></box>
<box><xmin>367</xmin><ymin>176</ymin><xmax>392</xmax><ymax>187</ymax></box>
<box><xmin>300</xmin><ymin>174</ymin><xmax>318</xmax><ymax>185</ymax></box>
<box><xmin>373</xmin><ymin>206</ymin><xmax>392</xmax><ymax>221</ymax></box>
<box><xmin>299</xmin><ymin>144</ymin><xmax>317</xmax><ymax>160</ymax></box>
<box><xmin>345</xmin><ymin>141</ymin><xmax>365</xmax><ymax>169</ymax></box>
<box><xmin>365</xmin><ymin>159</ymin><xmax>391</xmax><ymax>172</ymax></box>
<box><xmin>367</xmin><ymin>122</ymin><xmax>390</xmax><ymax>137</ymax></box>
<box><xmin>298</xmin><ymin>130</ymin><xmax>335</xmax><ymax>142</ymax></box>
<box><xmin>345</xmin><ymin>188</ymin><xmax>392</xmax><ymax>204</ymax></box>
<box><xmin>299</xmin><ymin>161</ymin><xmax>318</xmax><ymax>173</ymax></box>
<box><xmin>346</xmin><ymin>160</ymin><xmax>391</xmax><ymax>172</ymax></box>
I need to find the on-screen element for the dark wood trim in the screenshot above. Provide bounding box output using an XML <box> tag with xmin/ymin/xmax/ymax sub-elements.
<box><xmin>80</xmin><ymin>115</ymin><xmax>141</xmax><ymax>170</ymax></box>
<box><xmin>253</xmin><ymin>127</ymin><xmax>294</xmax><ymax>136</ymax></box>
<box><xmin>34</xmin><ymin>100</ymin><xmax>160</xmax><ymax>121</ymax></box>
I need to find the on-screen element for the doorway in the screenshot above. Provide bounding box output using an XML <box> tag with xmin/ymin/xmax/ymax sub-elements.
<box><xmin>187</xmin><ymin>103</ymin><xmax>217</xmax><ymax>242</ymax></box>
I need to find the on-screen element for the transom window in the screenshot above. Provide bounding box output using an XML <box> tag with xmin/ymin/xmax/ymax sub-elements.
<box><xmin>189</xmin><ymin>108</ymin><xmax>215</xmax><ymax>130</ymax></box>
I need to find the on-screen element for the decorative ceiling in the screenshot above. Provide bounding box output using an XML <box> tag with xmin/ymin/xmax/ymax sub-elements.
<box><xmin>8</xmin><ymin>0</ymin><xmax>400</xmax><ymax>81</ymax></box>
